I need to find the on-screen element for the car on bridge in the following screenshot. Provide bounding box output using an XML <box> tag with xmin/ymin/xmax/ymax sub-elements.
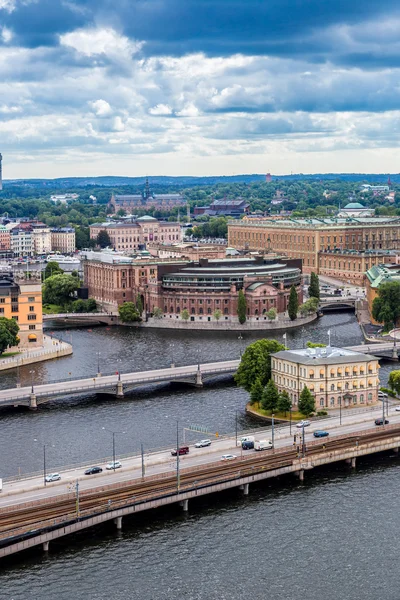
<box><xmin>375</xmin><ymin>418</ymin><xmax>389</xmax><ymax>426</ymax></box>
<box><xmin>221</xmin><ymin>454</ymin><xmax>237</xmax><ymax>461</ymax></box>
<box><xmin>313</xmin><ymin>430</ymin><xmax>329</xmax><ymax>438</ymax></box>
<box><xmin>194</xmin><ymin>439</ymin><xmax>212</xmax><ymax>448</ymax></box>
<box><xmin>171</xmin><ymin>446</ymin><xmax>189</xmax><ymax>456</ymax></box>
<box><xmin>45</xmin><ymin>473</ymin><xmax>61</xmax><ymax>483</ymax></box>
<box><xmin>106</xmin><ymin>461</ymin><xmax>122</xmax><ymax>470</ymax></box>
<box><xmin>84</xmin><ymin>466</ymin><xmax>103</xmax><ymax>475</ymax></box>
<box><xmin>296</xmin><ymin>420</ymin><xmax>311</xmax><ymax>428</ymax></box>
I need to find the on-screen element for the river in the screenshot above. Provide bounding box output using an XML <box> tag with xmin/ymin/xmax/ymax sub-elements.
<box><xmin>0</xmin><ymin>312</ymin><xmax>397</xmax><ymax>598</ymax></box>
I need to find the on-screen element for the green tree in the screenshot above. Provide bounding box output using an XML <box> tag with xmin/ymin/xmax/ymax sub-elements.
<box><xmin>118</xmin><ymin>302</ymin><xmax>141</xmax><ymax>323</ymax></box>
<box><xmin>44</xmin><ymin>261</ymin><xmax>63</xmax><ymax>279</ymax></box>
<box><xmin>266</xmin><ymin>307</ymin><xmax>277</xmax><ymax>321</ymax></box>
<box><xmin>97</xmin><ymin>229</ymin><xmax>112</xmax><ymax>248</ymax></box>
<box><xmin>306</xmin><ymin>341</ymin><xmax>327</xmax><ymax>348</ymax></box>
<box><xmin>250</xmin><ymin>379</ymin><xmax>264</xmax><ymax>407</ymax></box>
<box><xmin>235</xmin><ymin>339</ymin><xmax>285</xmax><ymax>392</ymax></box>
<box><xmin>277</xmin><ymin>390</ymin><xmax>292</xmax><ymax>415</ymax></box>
<box><xmin>42</xmin><ymin>274</ymin><xmax>80</xmax><ymax>306</ymax></box>
<box><xmin>213</xmin><ymin>309</ymin><xmax>222</xmax><ymax>321</ymax></box>
<box><xmin>308</xmin><ymin>272</ymin><xmax>320</xmax><ymax>300</ymax></box>
<box><xmin>0</xmin><ymin>317</ymin><xmax>19</xmax><ymax>354</ymax></box>
<box><xmin>261</xmin><ymin>379</ymin><xmax>279</xmax><ymax>412</ymax></box>
<box><xmin>288</xmin><ymin>285</ymin><xmax>298</xmax><ymax>321</ymax></box>
<box><xmin>388</xmin><ymin>370</ymin><xmax>400</xmax><ymax>396</ymax></box>
<box><xmin>153</xmin><ymin>307</ymin><xmax>163</xmax><ymax>319</ymax></box>
<box><xmin>298</xmin><ymin>385</ymin><xmax>316</xmax><ymax>416</ymax></box>
<box><xmin>237</xmin><ymin>290</ymin><xmax>247</xmax><ymax>324</ymax></box>
<box><xmin>372</xmin><ymin>281</ymin><xmax>400</xmax><ymax>332</ymax></box>
<box><xmin>181</xmin><ymin>309</ymin><xmax>190</xmax><ymax>321</ymax></box>
<box><xmin>136</xmin><ymin>295</ymin><xmax>143</xmax><ymax>314</ymax></box>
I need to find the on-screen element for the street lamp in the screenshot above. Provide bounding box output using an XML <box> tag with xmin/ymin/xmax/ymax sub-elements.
<box><xmin>102</xmin><ymin>428</ymin><xmax>125</xmax><ymax>471</ymax></box>
<box><xmin>302</xmin><ymin>421</ymin><xmax>306</xmax><ymax>457</ymax></box>
<box><xmin>339</xmin><ymin>395</ymin><xmax>342</xmax><ymax>425</ymax></box>
<box><xmin>238</xmin><ymin>333</ymin><xmax>243</xmax><ymax>357</ymax></box>
<box><xmin>176</xmin><ymin>420</ymin><xmax>180</xmax><ymax>492</ymax></box>
<box><xmin>96</xmin><ymin>352</ymin><xmax>101</xmax><ymax>376</ymax></box>
<box><xmin>289</xmin><ymin>405</ymin><xmax>292</xmax><ymax>435</ymax></box>
<box><xmin>235</xmin><ymin>409</ymin><xmax>239</xmax><ymax>447</ymax></box>
<box><xmin>29</xmin><ymin>369</ymin><xmax>35</xmax><ymax>393</ymax></box>
<box><xmin>271</xmin><ymin>413</ymin><xmax>275</xmax><ymax>448</ymax></box>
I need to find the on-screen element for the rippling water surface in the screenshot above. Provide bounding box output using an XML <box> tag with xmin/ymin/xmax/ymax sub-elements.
<box><xmin>0</xmin><ymin>313</ymin><xmax>397</xmax><ymax>599</ymax></box>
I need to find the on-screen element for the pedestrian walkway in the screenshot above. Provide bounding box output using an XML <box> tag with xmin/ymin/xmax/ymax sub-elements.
<box><xmin>0</xmin><ymin>335</ymin><xmax>72</xmax><ymax>372</ymax></box>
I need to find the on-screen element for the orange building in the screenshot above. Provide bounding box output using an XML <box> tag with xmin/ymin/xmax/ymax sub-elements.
<box><xmin>0</xmin><ymin>271</ymin><xmax>43</xmax><ymax>348</ymax></box>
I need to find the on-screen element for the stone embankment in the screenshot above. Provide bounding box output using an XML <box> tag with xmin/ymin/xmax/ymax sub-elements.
<box><xmin>141</xmin><ymin>313</ymin><xmax>317</xmax><ymax>331</ymax></box>
<box><xmin>0</xmin><ymin>336</ymin><xmax>72</xmax><ymax>372</ymax></box>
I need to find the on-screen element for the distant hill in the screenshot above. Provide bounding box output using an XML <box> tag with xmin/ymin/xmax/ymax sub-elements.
<box><xmin>3</xmin><ymin>173</ymin><xmax>400</xmax><ymax>189</ymax></box>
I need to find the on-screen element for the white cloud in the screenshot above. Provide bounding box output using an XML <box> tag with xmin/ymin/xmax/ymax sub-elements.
<box><xmin>1</xmin><ymin>27</ymin><xmax>13</xmax><ymax>43</ymax></box>
<box><xmin>149</xmin><ymin>103</ymin><xmax>172</xmax><ymax>115</ymax></box>
<box><xmin>60</xmin><ymin>27</ymin><xmax>143</xmax><ymax>60</ymax></box>
<box><xmin>0</xmin><ymin>0</ymin><xmax>16</xmax><ymax>13</ymax></box>
<box><xmin>176</xmin><ymin>103</ymin><xmax>200</xmax><ymax>117</ymax></box>
<box><xmin>89</xmin><ymin>99</ymin><xmax>113</xmax><ymax>116</ymax></box>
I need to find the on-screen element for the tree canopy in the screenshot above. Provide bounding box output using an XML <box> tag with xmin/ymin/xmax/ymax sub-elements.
<box><xmin>237</xmin><ymin>290</ymin><xmax>246</xmax><ymax>324</ymax></box>
<box><xmin>0</xmin><ymin>317</ymin><xmax>19</xmax><ymax>355</ymax></box>
<box><xmin>118</xmin><ymin>302</ymin><xmax>141</xmax><ymax>323</ymax></box>
<box><xmin>235</xmin><ymin>338</ymin><xmax>285</xmax><ymax>392</ymax></box>
<box><xmin>388</xmin><ymin>370</ymin><xmax>400</xmax><ymax>396</ymax></box>
<box><xmin>97</xmin><ymin>229</ymin><xmax>112</xmax><ymax>248</ymax></box>
<box><xmin>308</xmin><ymin>272</ymin><xmax>320</xmax><ymax>300</ymax></box>
<box><xmin>44</xmin><ymin>261</ymin><xmax>63</xmax><ymax>279</ymax></box>
<box><xmin>298</xmin><ymin>386</ymin><xmax>316</xmax><ymax>416</ymax></box>
<box><xmin>288</xmin><ymin>285</ymin><xmax>298</xmax><ymax>320</ymax></box>
<box><xmin>43</xmin><ymin>273</ymin><xmax>80</xmax><ymax>306</ymax></box>
<box><xmin>372</xmin><ymin>281</ymin><xmax>400</xmax><ymax>331</ymax></box>
<box><xmin>261</xmin><ymin>379</ymin><xmax>279</xmax><ymax>412</ymax></box>
<box><xmin>277</xmin><ymin>390</ymin><xmax>292</xmax><ymax>415</ymax></box>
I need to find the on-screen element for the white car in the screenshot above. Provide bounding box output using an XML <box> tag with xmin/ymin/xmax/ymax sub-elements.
<box><xmin>106</xmin><ymin>461</ymin><xmax>122</xmax><ymax>470</ymax></box>
<box><xmin>221</xmin><ymin>454</ymin><xmax>237</xmax><ymax>461</ymax></box>
<box><xmin>45</xmin><ymin>473</ymin><xmax>61</xmax><ymax>483</ymax></box>
<box><xmin>296</xmin><ymin>420</ymin><xmax>311</xmax><ymax>428</ymax></box>
<box><xmin>194</xmin><ymin>439</ymin><xmax>212</xmax><ymax>448</ymax></box>
<box><xmin>395</xmin><ymin>406</ymin><xmax>400</xmax><ymax>412</ymax></box>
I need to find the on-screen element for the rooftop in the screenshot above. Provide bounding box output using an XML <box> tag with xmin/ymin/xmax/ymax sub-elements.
<box><xmin>273</xmin><ymin>346</ymin><xmax>376</xmax><ymax>365</ymax></box>
<box><xmin>229</xmin><ymin>217</ymin><xmax>400</xmax><ymax>229</ymax></box>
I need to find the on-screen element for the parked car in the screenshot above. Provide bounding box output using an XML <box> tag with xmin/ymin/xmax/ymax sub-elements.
<box><xmin>296</xmin><ymin>420</ymin><xmax>311</xmax><ymax>428</ymax></box>
<box><xmin>194</xmin><ymin>439</ymin><xmax>211</xmax><ymax>448</ymax></box>
<box><xmin>378</xmin><ymin>391</ymin><xmax>388</xmax><ymax>399</ymax></box>
<box><xmin>221</xmin><ymin>454</ymin><xmax>237</xmax><ymax>461</ymax></box>
<box><xmin>84</xmin><ymin>466</ymin><xmax>103</xmax><ymax>475</ymax></box>
<box><xmin>171</xmin><ymin>446</ymin><xmax>190</xmax><ymax>456</ymax></box>
<box><xmin>106</xmin><ymin>461</ymin><xmax>122</xmax><ymax>470</ymax></box>
<box><xmin>375</xmin><ymin>418</ymin><xmax>389</xmax><ymax>426</ymax></box>
<box><xmin>313</xmin><ymin>430</ymin><xmax>329</xmax><ymax>438</ymax></box>
<box><xmin>395</xmin><ymin>406</ymin><xmax>400</xmax><ymax>412</ymax></box>
<box><xmin>242</xmin><ymin>440</ymin><xmax>254</xmax><ymax>450</ymax></box>
<box><xmin>45</xmin><ymin>473</ymin><xmax>61</xmax><ymax>482</ymax></box>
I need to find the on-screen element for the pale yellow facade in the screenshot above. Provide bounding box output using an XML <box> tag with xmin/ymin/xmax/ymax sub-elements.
<box><xmin>271</xmin><ymin>348</ymin><xmax>379</xmax><ymax>410</ymax></box>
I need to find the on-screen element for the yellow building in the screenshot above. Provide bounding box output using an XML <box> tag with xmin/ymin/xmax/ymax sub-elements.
<box><xmin>51</xmin><ymin>228</ymin><xmax>76</xmax><ymax>254</ymax></box>
<box><xmin>271</xmin><ymin>346</ymin><xmax>379</xmax><ymax>410</ymax></box>
<box><xmin>0</xmin><ymin>271</ymin><xmax>43</xmax><ymax>348</ymax></box>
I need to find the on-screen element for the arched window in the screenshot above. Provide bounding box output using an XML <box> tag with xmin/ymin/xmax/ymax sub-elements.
<box><xmin>345</xmin><ymin>383</ymin><xmax>349</xmax><ymax>390</ymax></box>
<box><xmin>309</xmin><ymin>370</ymin><xmax>314</xmax><ymax>379</ymax></box>
<box><xmin>164</xmin><ymin>306</ymin><xmax>167</xmax><ymax>313</ymax></box>
<box><xmin>191</xmin><ymin>308</ymin><xmax>195</xmax><ymax>314</ymax></box>
<box><xmin>255</xmin><ymin>309</ymin><xmax>259</xmax><ymax>315</ymax></box>
<box><xmin>368</xmin><ymin>393</ymin><xmax>373</xmax><ymax>401</ymax></box>
<box><xmin>199</xmin><ymin>308</ymin><xmax>203</xmax><ymax>315</ymax></box>
<box><xmin>320</xmin><ymin>398</ymin><xmax>324</xmax><ymax>407</ymax></box>
<box><xmin>330</xmin><ymin>397</ymin><xmax>335</xmax><ymax>406</ymax></box>
<box><xmin>331</xmin><ymin>383</ymin><xmax>335</xmax><ymax>391</ymax></box>
<box><xmin>177</xmin><ymin>307</ymin><xmax>180</xmax><ymax>313</ymax></box>
<box><xmin>360</xmin><ymin>394</ymin><xmax>364</xmax><ymax>403</ymax></box>
<box><xmin>207</xmin><ymin>308</ymin><xmax>211</xmax><ymax>314</ymax></box>
<box><xmin>224</xmin><ymin>308</ymin><xmax>228</xmax><ymax>315</ymax></box>
<box><xmin>170</xmin><ymin>307</ymin><xmax>174</xmax><ymax>313</ymax></box>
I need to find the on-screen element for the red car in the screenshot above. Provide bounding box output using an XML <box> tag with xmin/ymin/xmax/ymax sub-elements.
<box><xmin>171</xmin><ymin>446</ymin><xmax>189</xmax><ymax>456</ymax></box>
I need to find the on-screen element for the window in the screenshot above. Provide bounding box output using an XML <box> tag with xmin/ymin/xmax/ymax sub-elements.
<box><xmin>11</xmin><ymin>296</ymin><xmax>18</xmax><ymax>303</ymax></box>
<box><xmin>29</xmin><ymin>306</ymin><xmax>35</xmax><ymax>312</ymax></box>
<box><xmin>330</xmin><ymin>397</ymin><xmax>335</xmax><ymax>406</ymax></box>
<box><xmin>368</xmin><ymin>393</ymin><xmax>372</xmax><ymax>401</ymax></box>
<box><xmin>0</xmin><ymin>298</ymin><xmax>5</xmax><ymax>303</ymax></box>
<box><xmin>320</xmin><ymin>399</ymin><xmax>324</xmax><ymax>407</ymax></box>
<box><xmin>29</xmin><ymin>324</ymin><xmax>36</xmax><ymax>330</ymax></box>
<box><xmin>28</xmin><ymin>314</ymin><xmax>36</xmax><ymax>320</ymax></box>
<box><xmin>360</xmin><ymin>394</ymin><xmax>364</xmax><ymax>404</ymax></box>
<box><xmin>331</xmin><ymin>384</ymin><xmax>335</xmax><ymax>391</ymax></box>
<box><xmin>0</xmin><ymin>308</ymin><xmax>3</xmax><ymax>314</ymax></box>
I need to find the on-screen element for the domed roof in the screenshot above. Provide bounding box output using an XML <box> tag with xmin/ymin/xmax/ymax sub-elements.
<box><xmin>136</xmin><ymin>215</ymin><xmax>158</xmax><ymax>221</ymax></box>
<box><xmin>344</xmin><ymin>202</ymin><xmax>365</xmax><ymax>209</ymax></box>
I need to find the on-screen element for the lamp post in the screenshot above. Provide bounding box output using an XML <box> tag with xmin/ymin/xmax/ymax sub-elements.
<box><xmin>302</xmin><ymin>421</ymin><xmax>306</xmax><ymax>457</ymax></box>
<box><xmin>102</xmin><ymin>428</ymin><xmax>125</xmax><ymax>471</ymax></box>
<box><xmin>43</xmin><ymin>444</ymin><xmax>47</xmax><ymax>486</ymax></box>
<box><xmin>235</xmin><ymin>409</ymin><xmax>239</xmax><ymax>447</ymax></box>
<box><xmin>96</xmin><ymin>352</ymin><xmax>101</xmax><ymax>376</ymax></box>
<box><xmin>238</xmin><ymin>333</ymin><xmax>243</xmax><ymax>357</ymax></box>
<box><xmin>271</xmin><ymin>413</ymin><xmax>275</xmax><ymax>448</ymax></box>
<box><xmin>289</xmin><ymin>405</ymin><xmax>292</xmax><ymax>435</ymax></box>
<box><xmin>16</xmin><ymin>359</ymin><xmax>20</xmax><ymax>388</ymax></box>
<box><xmin>29</xmin><ymin>369</ymin><xmax>35</xmax><ymax>393</ymax></box>
<box><xmin>141</xmin><ymin>442</ymin><xmax>145</xmax><ymax>478</ymax></box>
<box><xmin>339</xmin><ymin>395</ymin><xmax>342</xmax><ymax>425</ymax></box>
<box><xmin>176</xmin><ymin>420</ymin><xmax>180</xmax><ymax>492</ymax></box>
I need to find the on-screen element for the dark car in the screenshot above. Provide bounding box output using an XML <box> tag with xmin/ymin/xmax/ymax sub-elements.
<box><xmin>171</xmin><ymin>446</ymin><xmax>190</xmax><ymax>456</ymax></box>
<box><xmin>242</xmin><ymin>440</ymin><xmax>255</xmax><ymax>450</ymax></box>
<box><xmin>84</xmin><ymin>466</ymin><xmax>103</xmax><ymax>475</ymax></box>
<box><xmin>375</xmin><ymin>418</ymin><xmax>389</xmax><ymax>426</ymax></box>
<box><xmin>313</xmin><ymin>430</ymin><xmax>329</xmax><ymax>438</ymax></box>
<box><xmin>334</xmin><ymin>289</ymin><xmax>342</xmax><ymax>295</ymax></box>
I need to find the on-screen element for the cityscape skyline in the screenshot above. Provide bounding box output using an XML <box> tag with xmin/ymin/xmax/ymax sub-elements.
<box><xmin>1</xmin><ymin>1</ymin><xmax>400</xmax><ymax>178</ymax></box>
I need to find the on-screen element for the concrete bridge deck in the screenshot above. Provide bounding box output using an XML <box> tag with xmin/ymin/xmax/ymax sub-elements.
<box><xmin>43</xmin><ymin>312</ymin><xmax>118</xmax><ymax>325</ymax></box>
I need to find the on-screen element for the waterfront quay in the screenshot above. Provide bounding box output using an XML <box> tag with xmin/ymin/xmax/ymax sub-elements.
<box><xmin>1</xmin><ymin>409</ymin><xmax>400</xmax><ymax>559</ymax></box>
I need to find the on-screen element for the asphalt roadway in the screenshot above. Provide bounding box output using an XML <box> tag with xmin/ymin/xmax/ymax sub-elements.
<box><xmin>1</xmin><ymin>403</ymin><xmax>398</xmax><ymax>509</ymax></box>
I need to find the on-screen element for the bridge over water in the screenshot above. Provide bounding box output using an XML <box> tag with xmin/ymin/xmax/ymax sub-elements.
<box><xmin>0</xmin><ymin>342</ymin><xmax>398</xmax><ymax>409</ymax></box>
<box><xmin>43</xmin><ymin>313</ymin><xmax>118</xmax><ymax>326</ymax></box>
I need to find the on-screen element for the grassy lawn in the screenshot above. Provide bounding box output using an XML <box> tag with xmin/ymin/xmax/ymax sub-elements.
<box><xmin>0</xmin><ymin>351</ymin><xmax>21</xmax><ymax>358</ymax></box>
<box><xmin>42</xmin><ymin>304</ymin><xmax>64</xmax><ymax>314</ymax></box>
<box><xmin>250</xmin><ymin>405</ymin><xmax>307</xmax><ymax>421</ymax></box>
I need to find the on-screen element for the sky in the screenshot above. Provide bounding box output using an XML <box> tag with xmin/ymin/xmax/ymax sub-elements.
<box><xmin>1</xmin><ymin>0</ymin><xmax>400</xmax><ymax>179</ymax></box>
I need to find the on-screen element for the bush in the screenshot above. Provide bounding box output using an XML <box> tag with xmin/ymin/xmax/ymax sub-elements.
<box><xmin>380</xmin><ymin>386</ymin><xmax>396</xmax><ymax>398</ymax></box>
<box><xmin>316</xmin><ymin>410</ymin><xmax>328</xmax><ymax>416</ymax></box>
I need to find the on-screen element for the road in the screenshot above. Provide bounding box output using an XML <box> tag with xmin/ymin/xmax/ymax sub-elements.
<box><xmin>1</xmin><ymin>403</ymin><xmax>398</xmax><ymax>509</ymax></box>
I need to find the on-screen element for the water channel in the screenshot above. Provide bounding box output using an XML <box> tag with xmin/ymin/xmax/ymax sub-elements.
<box><xmin>0</xmin><ymin>312</ymin><xmax>397</xmax><ymax>598</ymax></box>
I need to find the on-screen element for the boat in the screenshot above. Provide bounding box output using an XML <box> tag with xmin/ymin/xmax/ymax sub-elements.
<box><xmin>46</xmin><ymin>254</ymin><xmax>80</xmax><ymax>265</ymax></box>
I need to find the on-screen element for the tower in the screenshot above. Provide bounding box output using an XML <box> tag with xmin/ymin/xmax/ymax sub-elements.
<box><xmin>0</xmin><ymin>153</ymin><xmax>2</xmax><ymax>191</ymax></box>
<box><xmin>266</xmin><ymin>172</ymin><xmax>272</xmax><ymax>183</ymax></box>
